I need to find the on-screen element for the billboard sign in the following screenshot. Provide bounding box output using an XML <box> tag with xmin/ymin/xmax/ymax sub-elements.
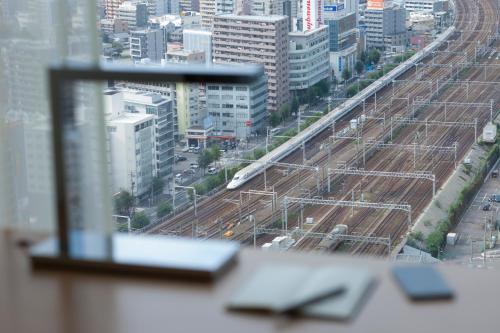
<box><xmin>324</xmin><ymin>3</ymin><xmax>344</xmax><ymax>12</ymax></box>
<box><xmin>303</xmin><ymin>0</ymin><xmax>319</xmax><ymax>31</ymax></box>
<box><xmin>367</xmin><ymin>0</ymin><xmax>389</xmax><ymax>10</ymax></box>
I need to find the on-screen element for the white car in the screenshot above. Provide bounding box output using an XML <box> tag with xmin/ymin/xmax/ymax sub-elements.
<box><xmin>181</xmin><ymin>147</ymin><xmax>189</xmax><ymax>153</ymax></box>
<box><xmin>174</xmin><ymin>174</ymin><xmax>182</xmax><ymax>183</ymax></box>
<box><xmin>208</xmin><ymin>167</ymin><xmax>217</xmax><ymax>175</ymax></box>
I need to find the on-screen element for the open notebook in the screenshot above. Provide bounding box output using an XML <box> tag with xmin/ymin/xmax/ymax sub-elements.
<box><xmin>227</xmin><ymin>265</ymin><xmax>376</xmax><ymax>320</ymax></box>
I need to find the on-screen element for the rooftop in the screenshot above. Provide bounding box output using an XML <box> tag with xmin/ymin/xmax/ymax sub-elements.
<box><xmin>214</xmin><ymin>14</ymin><xmax>288</xmax><ymax>23</ymax></box>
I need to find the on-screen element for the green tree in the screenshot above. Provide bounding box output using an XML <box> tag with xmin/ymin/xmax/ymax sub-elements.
<box><xmin>151</xmin><ymin>176</ymin><xmax>165</xmax><ymax>198</ymax></box>
<box><xmin>269</xmin><ymin>111</ymin><xmax>281</xmax><ymax>127</ymax></box>
<box><xmin>209</xmin><ymin>145</ymin><xmax>222</xmax><ymax>162</ymax></box>
<box><xmin>279</xmin><ymin>104</ymin><xmax>291</xmax><ymax>124</ymax></box>
<box><xmin>368</xmin><ymin>48</ymin><xmax>381</xmax><ymax>65</ymax></box>
<box><xmin>342</xmin><ymin>67</ymin><xmax>351</xmax><ymax>83</ymax></box>
<box><xmin>360</xmin><ymin>50</ymin><xmax>368</xmax><ymax>64</ymax></box>
<box><xmin>111</xmin><ymin>41</ymin><xmax>124</xmax><ymax>55</ymax></box>
<box><xmin>156</xmin><ymin>202</ymin><xmax>172</xmax><ymax>218</ymax></box>
<box><xmin>131</xmin><ymin>212</ymin><xmax>150</xmax><ymax>230</ymax></box>
<box><xmin>114</xmin><ymin>190</ymin><xmax>134</xmax><ymax>216</ymax></box>
<box><xmin>306</xmin><ymin>88</ymin><xmax>316</xmax><ymax>104</ymax></box>
<box><xmin>291</xmin><ymin>96</ymin><xmax>300</xmax><ymax>115</ymax></box>
<box><xmin>355</xmin><ymin>61</ymin><xmax>364</xmax><ymax>75</ymax></box>
<box><xmin>198</xmin><ymin>150</ymin><xmax>212</xmax><ymax>174</ymax></box>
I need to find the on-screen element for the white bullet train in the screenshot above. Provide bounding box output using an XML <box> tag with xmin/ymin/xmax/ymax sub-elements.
<box><xmin>227</xmin><ymin>25</ymin><xmax>456</xmax><ymax>190</ymax></box>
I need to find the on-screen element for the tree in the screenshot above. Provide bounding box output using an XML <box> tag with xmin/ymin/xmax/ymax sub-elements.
<box><xmin>156</xmin><ymin>202</ymin><xmax>172</xmax><ymax>218</ymax></box>
<box><xmin>269</xmin><ymin>111</ymin><xmax>281</xmax><ymax>127</ymax></box>
<box><xmin>291</xmin><ymin>96</ymin><xmax>300</xmax><ymax>116</ymax></box>
<box><xmin>198</xmin><ymin>150</ymin><xmax>212</xmax><ymax>174</ymax></box>
<box><xmin>360</xmin><ymin>50</ymin><xmax>368</xmax><ymax>64</ymax></box>
<box><xmin>151</xmin><ymin>176</ymin><xmax>165</xmax><ymax>198</ymax></box>
<box><xmin>368</xmin><ymin>48</ymin><xmax>381</xmax><ymax>65</ymax></box>
<box><xmin>279</xmin><ymin>104</ymin><xmax>291</xmax><ymax>124</ymax></box>
<box><xmin>131</xmin><ymin>212</ymin><xmax>150</xmax><ymax>230</ymax></box>
<box><xmin>114</xmin><ymin>190</ymin><xmax>134</xmax><ymax>216</ymax></box>
<box><xmin>342</xmin><ymin>67</ymin><xmax>351</xmax><ymax>83</ymax></box>
<box><xmin>111</xmin><ymin>41</ymin><xmax>124</xmax><ymax>56</ymax></box>
<box><xmin>355</xmin><ymin>61</ymin><xmax>364</xmax><ymax>75</ymax></box>
<box><xmin>209</xmin><ymin>145</ymin><xmax>222</xmax><ymax>162</ymax></box>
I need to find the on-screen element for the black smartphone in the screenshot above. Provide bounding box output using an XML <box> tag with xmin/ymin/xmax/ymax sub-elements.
<box><xmin>392</xmin><ymin>265</ymin><xmax>454</xmax><ymax>300</ymax></box>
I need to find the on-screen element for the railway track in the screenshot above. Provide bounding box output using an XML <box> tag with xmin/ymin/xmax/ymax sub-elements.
<box><xmin>147</xmin><ymin>0</ymin><xmax>499</xmax><ymax>256</ymax></box>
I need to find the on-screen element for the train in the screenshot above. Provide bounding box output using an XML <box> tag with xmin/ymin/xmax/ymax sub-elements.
<box><xmin>482</xmin><ymin>122</ymin><xmax>497</xmax><ymax>143</ymax></box>
<box><xmin>227</xmin><ymin>25</ymin><xmax>456</xmax><ymax>190</ymax></box>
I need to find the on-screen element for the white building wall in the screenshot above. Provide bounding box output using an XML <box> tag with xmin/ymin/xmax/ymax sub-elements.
<box><xmin>183</xmin><ymin>29</ymin><xmax>213</xmax><ymax>65</ymax></box>
<box><xmin>289</xmin><ymin>25</ymin><xmax>330</xmax><ymax>91</ymax></box>
<box><xmin>108</xmin><ymin>113</ymin><xmax>155</xmax><ymax>197</ymax></box>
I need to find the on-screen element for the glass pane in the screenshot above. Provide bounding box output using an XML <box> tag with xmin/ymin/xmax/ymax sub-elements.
<box><xmin>0</xmin><ymin>0</ymin><xmax>98</xmax><ymax>231</ymax></box>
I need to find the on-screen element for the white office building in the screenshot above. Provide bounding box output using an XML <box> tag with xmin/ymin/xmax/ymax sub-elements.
<box><xmin>107</xmin><ymin>112</ymin><xmax>156</xmax><ymax>197</ymax></box>
<box><xmin>289</xmin><ymin>25</ymin><xmax>330</xmax><ymax>92</ymax></box>
<box><xmin>122</xmin><ymin>91</ymin><xmax>175</xmax><ymax>178</ymax></box>
<box><xmin>404</xmin><ymin>0</ymin><xmax>440</xmax><ymax>12</ymax></box>
<box><xmin>206</xmin><ymin>75</ymin><xmax>267</xmax><ymax>139</ymax></box>
<box><xmin>183</xmin><ymin>29</ymin><xmax>213</xmax><ymax>65</ymax></box>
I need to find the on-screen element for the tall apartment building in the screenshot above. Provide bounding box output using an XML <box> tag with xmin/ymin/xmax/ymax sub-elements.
<box><xmin>323</xmin><ymin>4</ymin><xmax>358</xmax><ymax>80</ymax></box>
<box><xmin>104</xmin><ymin>91</ymin><xmax>156</xmax><ymax>197</ymax></box>
<box><xmin>215</xmin><ymin>0</ymin><xmax>236</xmax><ymax>14</ymax></box>
<box><xmin>365</xmin><ymin>0</ymin><xmax>407</xmax><ymax>51</ymax></box>
<box><xmin>212</xmin><ymin>15</ymin><xmax>290</xmax><ymax>113</ymax></box>
<box><xmin>130</xmin><ymin>29</ymin><xmax>165</xmax><ymax>62</ymax></box>
<box><xmin>163</xmin><ymin>50</ymin><xmax>206</xmax><ymax>141</ymax></box>
<box><xmin>116</xmin><ymin>1</ymin><xmax>148</xmax><ymax>30</ymax></box>
<box><xmin>199</xmin><ymin>0</ymin><xmax>216</xmax><ymax>28</ymax></box>
<box><xmin>122</xmin><ymin>91</ymin><xmax>175</xmax><ymax>178</ymax></box>
<box><xmin>106</xmin><ymin>0</ymin><xmax>126</xmax><ymax>18</ymax></box>
<box><xmin>107</xmin><ymin>112</ymin><xmax>156</xmax><ymax>197</ymax></box>
<box><xmin>288</xmin><ymin>25</ymin><xmax>330</xmax><ymax>92</ymax></box>
<box><xmin>206</xmin><ymin>75</ymin><xmax>268</xmax><ymax>139</ymax></box>
<box><xmin>152</xmin><ymin>0</ymin><xmax>181</xmax><ymax>15</ymax></box>
<box><xmin>404</xmin><ymin>0</ymin><xmax>433</xmax><ymax>11</ymax></box>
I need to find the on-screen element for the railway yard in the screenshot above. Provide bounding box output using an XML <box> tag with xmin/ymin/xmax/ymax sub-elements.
<box><xmin>147</xmin><ymin>0</ymin><xmax>500</xmax><ymax>258</ymax></box>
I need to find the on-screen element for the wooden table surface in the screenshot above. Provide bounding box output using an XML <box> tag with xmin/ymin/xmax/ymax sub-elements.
<box><xmin>1</xmin><ymin>229</ymin><xmax>498</xmax><ymax>333</ymax></box>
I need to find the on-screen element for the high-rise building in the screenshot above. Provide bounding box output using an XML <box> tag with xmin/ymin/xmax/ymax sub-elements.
<box><xmin>116</xmin><ymin>1</ymin><xmax>149</xmax><ymax>30</ymax></box>
<box><xmin>404</xmin><ymin>0</ymin><xmax>446</xmax><ymax>13</ymax></box>
<box><xmin>130</xmin><ymin>29</ymin><xmax>165</xmax><ymax>62</ymax></box>
<box><xmin>215</xmin><ymin>0</ymin><xmax>236</xmax><ymax>14</ymax></box>
<box><xmin>365</xmin><ymin>1</ymin><xmax>407</xmax><ymax>51</ymax></box>
<box><xmin>106</xmin><ymin>0</ymin><xmax>126</xmax><ymax>18</ymax></box>
<box><xmin>122</xmin><ymin>91</ymin><xmax>175</xmax><ymax>178</ymax></box>
<box><xmin>212</xmin><ymin>15</ymin><xmax>290</xmax><ymax>113</ymax></box>
<box><xmin>153</xmin><ymin>0</ymin><xmax>181</xmax><ymax>15</ymax></box>
<box><xmin>323</xmin><ymin>3</ymin><xmax>358</xmax><ymax>80</ymax></box>
<box><xmin>183</xmin><ymin>29</ymin><xmax>212</xmax><ymax>65</ymax></box>
<box><xmin>206</xmin><ymin>76</ymin><xmax>268</xmax><ymax>139</ymax></box>
<box><xmin>104</xmin><ymin>90</ymin><xmax>157</xmax><ymax>197</ymax></box>
<box><xmin>199</xmin><ymin>0</ymin><xmax>216</xmax><ymax>28</ymax></box>
<box><xmin>288</xmin><ymin>25</ymin><xmax>330</xmax><ymax>92</ymax></box>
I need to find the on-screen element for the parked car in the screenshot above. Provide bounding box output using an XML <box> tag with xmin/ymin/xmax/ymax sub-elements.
<box><xmin>190</xmin><ymin>163</ymin><xmax>199</xmax><ymax>170</ymax></box>
<box><xmin>181</xmin><ymin>147</ymin><xmax>189</xmax><ymax>153</ymax></box>
<box><xmin>176</xmin><ymin>155</ymin><xmax>187</xmax><ymax>162</ymax></box>
<box><xmin>183</xmin><ymin>169</ymin><xmax>195</xmax><ymax>175</ymax></box>
<box><xmin>489</xmin><ymin>194</ymin><xmax>500</xmax><ymax>203</ymax></box>
<box><xmin>208</xmin><ymin>167</ymin><xmax>217</xmax><ymax>175</ymax></box>
<box><xmin>483</xmin><ymin>203</ymin><xmax>491</xmax><ymax>211</ymax></box>
<box><xmin>174</xmin><ymin>174</ymin><xmax>182</xmax><ymax>183</ymax></box>
<box><xmin>193</xmin><ymin>146</ymin><xmax>201</xmax><ymax>154</ymax></box>
<box><xmin>492</xmin><ymin>170</ymin><xmax>498</xmax><ymax>178</ymax></box>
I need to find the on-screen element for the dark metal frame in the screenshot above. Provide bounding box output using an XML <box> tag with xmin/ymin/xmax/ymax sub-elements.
<box><xmin>46</xmin><ymin>62</ymin><xmax>263</xmax><ymax>259</ymax></box>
